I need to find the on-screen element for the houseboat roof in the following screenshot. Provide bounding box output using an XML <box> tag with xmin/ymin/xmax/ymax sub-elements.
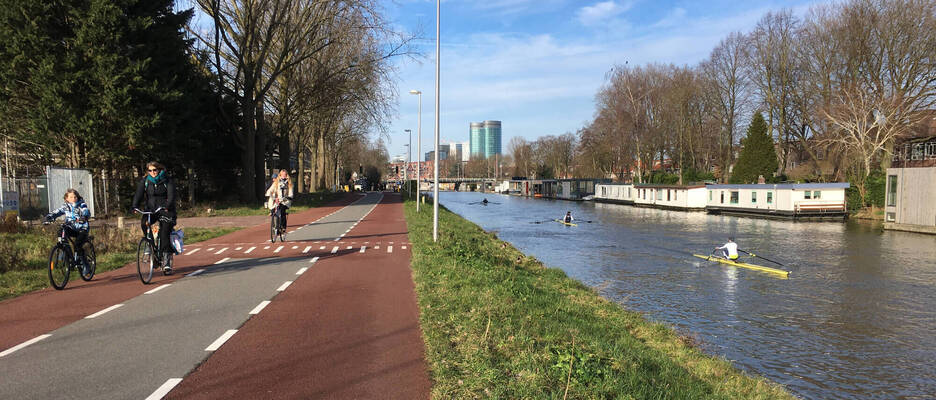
<box><xmin>596</xmin><ymin>182</ymin><xmax>634</xmax><ymax>186</ymax></box>
<box><xmin>707</xmin><ymin>183</ymin><xmax>850</xmax><ymax>190</ymax></box>
<box><xmin>633</xmin><ymin>183</ymin><xmax>707</xmax><ymax>189</ymax></box>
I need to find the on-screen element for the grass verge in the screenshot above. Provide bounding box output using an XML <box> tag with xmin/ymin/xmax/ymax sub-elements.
<box><xmin>176</xmin><ymin>191</ymin><xmax>341</xmax><ymax>217</ymax></box>
<box><xmin>404</xmin><ymin>199</ymin><xmax>793</xmax><ymax>399</ymax></box>
<box><xmin>0</xmin><ymin>226</ymin><xmax>239</xmax><ymax>301</ymax></box>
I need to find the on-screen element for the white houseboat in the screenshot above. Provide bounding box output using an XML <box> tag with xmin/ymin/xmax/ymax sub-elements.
<box><xmin>633</xmin><ymin>184</ymin><xmax>708</xmax><ymax>211</ymax></box>
<box><xmin>595</xmin><ymin>183</ymin><xmax>636</xmax><ymax>204</ymax></box>
<box><xmin>705</xmin><ymin>183</ymin><xmax>849</xmax><ymax>220</ymax></box>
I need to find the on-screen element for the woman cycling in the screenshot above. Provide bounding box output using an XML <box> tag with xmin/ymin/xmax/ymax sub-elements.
<box><xmin>45</xmin><ymin>188</ymin><xmax>92</xmax><ymax>275</ymax></box>
<box><xmin>131</xmin><ymin>161</ymin><xmax>177</xmax><ymax>274</ymax></box>
<box><xmin>265</xmin><ymin>169</ymin><xmax>293</xmax><ymax>232</ymax></box>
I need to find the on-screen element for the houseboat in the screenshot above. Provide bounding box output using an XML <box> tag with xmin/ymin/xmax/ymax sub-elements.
<box><xmin>884</xmin><ymin>167</ymin><xmax>936</xmax><ymax>234</ymax></box>
<box><xmin>554</xmin><ymin>179</ymin><xmax>609</xmax><ymax>200</ymax></box>
<box><xmin>508</xmin><ymin>179</ymin><xmax>556</xmax><ymax>198</ymax></box>
<box><xmin>705</xmin><ymin>183</ymin><xmax>849</xmax><ymax>220</ymax></box>
<box><xmin>595</xmin><ymin>183</ymin><xmax>636</xmax><ymax>204</ymax></box>
<box><xmin>633</xmin><ymin>184</ymin><xmax>707</xmax><ymax>211</ymax></box>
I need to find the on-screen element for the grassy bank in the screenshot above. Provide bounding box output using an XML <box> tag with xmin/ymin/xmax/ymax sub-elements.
<box><xmin>0</xmin><ymin>225</ymin><xmax>238</xmax><ymax>301</ymax></box>
<box><xmin>176</xmin><ymin>191</ymin><xmax>340</xmax><ymax>217</ymax></box>
<box><xmin>404</xmin><ymin>200</ymin><xmax>793</xmax><ymax>399</ymax></box>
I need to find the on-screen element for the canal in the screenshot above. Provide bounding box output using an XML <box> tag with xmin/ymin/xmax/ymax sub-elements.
<box><xmin>439</xmin><ymin>191</ymin><xmax>936</xmax><ymax>399</ymax></box>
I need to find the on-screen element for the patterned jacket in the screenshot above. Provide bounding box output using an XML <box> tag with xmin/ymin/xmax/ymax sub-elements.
<box><xmin>47</xmin><ymin>199</ymin><xmax>91</xmax><ymax>231</ymax></box>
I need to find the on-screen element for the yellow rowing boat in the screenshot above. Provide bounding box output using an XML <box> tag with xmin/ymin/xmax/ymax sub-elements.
<box><xmin>554</xmin><ymin>219</ymin><xmax>577</xmax><ymax>227</ymax></box>
<box><xmin>692</xmin><ymin>254</ymin><xmax>790</xmax><ymax>278</ymax></box>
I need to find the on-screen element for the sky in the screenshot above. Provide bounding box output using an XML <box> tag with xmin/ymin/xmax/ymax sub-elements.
<box><xmin>380</xmin><ymin>0</ymin><xmax>827</xmax><ymax>161</ymax></box>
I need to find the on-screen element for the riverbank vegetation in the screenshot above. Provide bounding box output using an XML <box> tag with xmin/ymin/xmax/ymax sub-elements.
<box><xmin>404</xmin><ymin>200</ymin><xmax>793</xmax><ymax>399</ymax></box>
<box><xmin>0</xmin><ymin>221</ymin><xmax>238</xmax><ymax>300</ymax></box>
<box><xmin>500</xmin><ymin>0</ymin><xmax>935</xmax><ymax>212</ymax></box>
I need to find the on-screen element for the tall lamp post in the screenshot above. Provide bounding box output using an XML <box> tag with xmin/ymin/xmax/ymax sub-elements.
<box><xmin>408</xmin><ymin>89</ymin><xmax>422</xmax><ymax>212</ymax></box>
<box><xmin>404</xmin><ymin>129</ymin><xmax>411</xmax><ymax>197</ymax></box>
<box><xmin>432</xmin><ymin>0</ymin><xmax>440</xmax><ymax>242</ymax></box>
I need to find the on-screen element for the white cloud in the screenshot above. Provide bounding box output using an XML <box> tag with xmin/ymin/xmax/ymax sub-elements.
<box><xmin>577</xmin><ymin>1</ymin><xmax>633</xmax><ymax>26</ymax></box>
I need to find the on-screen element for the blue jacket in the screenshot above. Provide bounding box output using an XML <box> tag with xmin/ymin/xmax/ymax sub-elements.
<box><xmin>48</xmin><ymin>199</ymin><xmax>90</xmax><ymax>231</ymax></box>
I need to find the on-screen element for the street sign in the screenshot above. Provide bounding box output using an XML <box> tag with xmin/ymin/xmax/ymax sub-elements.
<box><xmin>2</xmin><ymin>191</ymin><xmax>19</xmax><ymax>217</ymax></box>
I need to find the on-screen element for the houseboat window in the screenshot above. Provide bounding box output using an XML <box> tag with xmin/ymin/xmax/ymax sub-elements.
<box><xmin>628</xmin><ymin>188</ymin><xmax>631</xmax><ymax>198</ymax></box>
<box><xmin>730</xmin><ymin>191</ymin><xmax>739</xmax><ymax>204</ymax></box>
<box><xmin>656</xmin><ymin>190</ymin><xmax>663</xmax><ymax>201</ymax></box>
<box><xmin>709</xmin><ymin>191</ymin><xmax>713</xmax><ymax>201</ymax></box>
<box><xmin>767</xmin><ymin>192</ymin><xmax>773</xmax><ymax>204</ymax></box>
<box><xmin>805</xmin><ymin>191</ymin><xmax>812</xmax><ymax>199</ymax></box>
<box><xmin>887</xmin><ymin>175</ymin><xmax>897</xmax><ymax>206</ymax></box>
<box><xmin>813</xmin><ymin>191</ymin><xmax>821</xmax><ymax>199</ymax></box>
<box><xmin>674</xmin><ymin>191</ymin><xmax>677</xmax><ymax>201</ymax></box>
<box><xmin>927</xmin><ymin>142</ymin><xmax>936</xmax><ymax>159</ymax></box>
<box><xmin>601</xmin><ymin>187</ymin><xmax>606</xmax><ymax>196</ymax></box>
<box><xmin>720</xmin><ymin>191</ymin><xmax>725</xmax><ymax>204</ymax></box>
<box><xmin>667</xmin><ymin>190</ymin><xmax>671</xmax><ymax>201</ymax></box>
<box><xmin>752</xmin><ymin>192</ymin><xmax>757</xmax><ymax>203</ymax></box>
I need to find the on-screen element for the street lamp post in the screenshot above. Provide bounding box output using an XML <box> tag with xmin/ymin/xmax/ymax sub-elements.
<box><xmin>409</xmin><ymin>89</ymin><xmax>422</xmax><ymax>212</ymax></box>
<box><xmin>433</xmin><ymin>0</ymin><xmax>440</xmax><ymax>242</ymax></box>
<box><xmin>404</xmin><ymin>129</ymin><xmax>411</xmax><ymax>198</ymax></box>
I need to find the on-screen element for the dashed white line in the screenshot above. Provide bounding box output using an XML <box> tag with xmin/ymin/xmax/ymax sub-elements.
<box><xmin>291</xmin><ymin>245</ymin><xmax>298</xmax><ymax>249</ymax></box>
<box><xmin>85</xmin><ymin>304</ymin><xmax>123</xmax><ymax>319</ymax></box>
<box><xmin>205</xmin><ymin>329</ymin><xmax>238</xmax><ymax>351</ymax></box>
<box><xmin>144</xmin><ymin>284</ymin><xmax>171</xmax><ymax>294</ymax></box>
<box><xmin>235</xmin><ymin>247</ymin><xmax>242</xmax><ymax>251</ymax></box>
<box><xmin>346</xmin><ymin>246</ymin><xmax>352</xmax><ymax>250</ymax></box>
<box><xmin>309</xmin><ymin>256</ymin><xmax>320</xmax><ymax>264</ymax></box>
<box><xmin>185</xmin><ymin>248</ymin><xmax>201</xmax><ymax>256</ymax></box>
<box><xmin>319</xmin><ymin>246</ymin><xmax>326</xmax><ymax>250</ymax></box>
<box><xmin>302</xmin><ymin>246</ymin><xmax>312</xmax><ymax>253</ymax></box>
<box><xmin>360</xmin><ymin>246</ymin><xmax>366</xmax><ymax>253</ymax></box>
<box><xmin>249</xmin><ymin>301</ymin><xmax>271</xmax><ymax>315</ymax></box>
<box><xmin>0</xmin><ymin>334</ymin><xmax>51</xmax><ymax>358</ymax></box>
<box><xmin>387</xmin><ymin>246</ymin><xmax>393</xmax><ymax>253</ymax></box>
<box><xmin>144</xmin><ymin>378</ymin><xmax>183</xmax><ymax>400</ymax></box>
<box><xmin>214</xmin><ymin>258</ymin><xmax>230</xmax><ymax>265</ymax></box>
<box><xmin>402</xmin><ymin>246</ymin><xmax>407</xmax><ymax>250</ymax></box>
<box><xmin>188</xmin><ymin>269</ymin><xmax>206</xmax><ymax>277</ymax></box>
<box><xmin>214</xmin><ymin>247</ymin><xmax>228</xmax><ymax>255</ymax></box>
<box><xmin>296</xmin><ymin>267</ymin><xmax>308</xmax><ymax>275</ymax></box>
<box><xmin>245</xmin><ymin>246</ymin><xmax>256</xmax><ymax>254</ymax></box>
<box><xmin>331</xmin><ymin>246</ymin><xmax>339</xmax><ymax>254</ymax></box>
<box><xmin>274</xmin><ymin>245</ymin><xmax>284</xmax><ymax>253</ymax></box>
<box><xmin>277</xmin><ymin>281</ymin><xmax>292</xmax><ymax>291</ymax></box>
<box><xmin>264</xmin><ymin>246</ymin><xmax>270</xmax><ymax>250</ymax></box>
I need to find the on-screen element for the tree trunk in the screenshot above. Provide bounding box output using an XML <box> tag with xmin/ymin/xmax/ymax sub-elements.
<box><xmin>297</xmin><ymin>148</ymin><xmax>305</xmax><ymax>193</ymax></box>
<box><xmin>239</xmin><ymin>106</ymin><xmax>257</xmax><ymax>203</ymax></box>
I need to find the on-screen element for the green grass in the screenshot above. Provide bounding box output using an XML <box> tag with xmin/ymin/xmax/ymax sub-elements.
<box><xmin>0</xmin><ymin>226</ymin><xmax>239</xmax><ymax>301</ymax></box>
<box><xmin>176</xmin><ymin>191</ymin><xmax>340</xmax><ymax>217</ymax></box>
<box><xmin>404</xmin><ymin>200</ymin><xmax>793</xmax><ymax>399</ymax></box>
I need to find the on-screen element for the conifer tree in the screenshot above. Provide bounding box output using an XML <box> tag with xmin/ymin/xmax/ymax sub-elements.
<box><xmin>730</xmin><ymin>113</ymin><xmax>779</xmax><ymax>184</ymax></box>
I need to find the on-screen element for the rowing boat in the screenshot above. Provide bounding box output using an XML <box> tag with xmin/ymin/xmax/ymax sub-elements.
<box><xmin>554</xmin><ymin>219</ymin><xmax>577</xmax><ymax>227</ymax></box>
<box><xmin>692</xmin><ymin>254</ymin><xmax>790</xmax><ymax>278</ymax></box>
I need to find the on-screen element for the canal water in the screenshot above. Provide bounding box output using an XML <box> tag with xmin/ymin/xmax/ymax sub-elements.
<box><xmin>439</xmin><ymin>192</ymin><xmax>936</xmax><ymax>399</ymax></box>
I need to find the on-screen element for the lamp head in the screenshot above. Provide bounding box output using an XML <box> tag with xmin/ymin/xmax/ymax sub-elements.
<box><xmin>405</xmin><ymin>129</ymin><xmax>411</xmax><ymax>133</ymax></box>
<box><xmin>409</xmin><ymin>90</ymin><xmax>421</xmax><ymax>95</ymax></box>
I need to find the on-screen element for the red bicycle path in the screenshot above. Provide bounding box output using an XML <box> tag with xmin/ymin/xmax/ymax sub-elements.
<box><xmin>0</xmin><ymin>193</ymin><xmax>362</xmax><ymax>351</ymax></box>
<box><xmin>167</xmin><ymin>192</ymin><xmax>431</xmax><ymax>399</ymax></box>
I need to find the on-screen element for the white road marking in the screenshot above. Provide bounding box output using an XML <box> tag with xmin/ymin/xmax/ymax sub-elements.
<box><xmin>292</xmin><ymin>246</ymin><xmax>298</xmax><ymax>249</ymax></box>
<box><xmin>214</xmin><ymin>247</ymin><xmax>228</xmax><ymax>255</ymax></box>
<box><xmin>187</xmin><ymin>269</ymin><xmax>206</xmax><ymax>277</ymax></box>
<box><xmin>185</xmin><ymin>248</ymin><xmax>201</xmax><ymax>256</ymax></box>
<box><xmin>274</xmin><ymin>246</ymin><xmax>284</xmax><ymax>253</ymax></box>
<box><xmin>387</xmin><ymin>246</ymin><xmax>393</xmax><ymax>253</ymax></box>
<box><xmin>0</xmin><ymin>334</ymin><xmax>51</xmax><ymax>358</ymax></box>
<box><xmin>277</xmin><ymin>281</ymin><xmax>292</xmax><ymax>291</ymax></box>
<box><xmin>214</xmin><ymin>258</ymin><xmax>230</xmax><ymax>265</ymax></box>
<box><xmin>144</xmin><ymin>284</ymin><xmax>171</xmax><ymax>294</ymax></box>
<box><xmin>144</xmin><ymin>378</ymin><xmax>183</xmax><ymax>400</ymax></box>
<box><xmin>402</xmin><ymin>246</ymin><xmax>407</xmax><ymax>250</ymax></box>
<box><xmin>264</xmin><ymin>246</ymin><xmax>270</xmax><ymax>249</ymax></box>
<box><xmin>331</xmin><ymin>246</ymin><xmax>339</xmax><ymax>254</ymax></box>
<box><xmin>296</xmin><ymin>267</ymin><xmax>308</xmax><ymax>275</ymax></box>
<box><xmin>375</xmin><ymin>245</ymin><xmax>380</xmax><ymax>250</ymax></box>
<box><xmin>319</xmin><ymin>246</ymin><xmax>326</xmax><ymax>250</ymax></box>
<box><xmin>360</xmin><ymin>246</ymin><xmax>366</xmax><ymax>253</ymax></box>
<box><xmin>206</xmin><ymin>248</ymin><xmax>215</xmax><ymax>252</ymax></box>
<box><xmin>302</xmin><ymin>246</ymin><xmax>311</xmax><ymax>253</ymax></box>
<box><xmin>205</xmin><ymin>329</ymin><xmax>238</xmax><ymax>351</ymax></box>
<box><xmin>309</xmin><ymin>256</ymin><xmax>320</xmax><ymax>263</ymax></box>
<box><xmin>249</xmin><ymin>301</ymin><xmax>271</xmax><ymax>315</ymax></box>
<box><xmin>245</xmin><ymin>246</ymin><xmax>256</xmax><ymax>254</ymax></box>
<box><xmin>346</xmin><ymin>246</ymin><xmax>352</xmax><ymax>250</ymax></box>
<box><xmin>235</xmin><ymin>247</ymin><xmax>242</xmax><ymax>251</ymax></box>
<box><xmin>85</xmin><ymin>304</ymin><xmax>123</xmax><ymax>319</ymax></box>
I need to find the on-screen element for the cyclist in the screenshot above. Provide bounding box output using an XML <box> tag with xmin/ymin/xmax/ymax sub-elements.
<box><xmin>265</xmin><ymin>169</ymin><xmax>293</xmax><ymax>231</ymax></box>
<box><xmin>131</xmin><ymin>161</ymin><xmax>177</xmax><ymax>274</ymax></box>
<box><xmin>45</xmin><ymin>188</ymin><xmax>92</xmax><ymax>275</ymax></box>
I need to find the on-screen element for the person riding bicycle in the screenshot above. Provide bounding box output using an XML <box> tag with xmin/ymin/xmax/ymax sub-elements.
<box><xmin>131</xmin><ymin>161</ymin><xmax>177</xmax><ymax>274</ymax></box>
<box><xmin>45</xmin><ymin>189</ymin><xmax>91</xmax><ymax>275</ymax></box>
<box><xmin>265</xmin><ymin>169</ymin><xmax>293</xmax><ymax>231</ymax></box>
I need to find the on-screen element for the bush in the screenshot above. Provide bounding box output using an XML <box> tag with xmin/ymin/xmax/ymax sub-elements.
<box><xmin>865</xmin><ymin>170</ymin><xmax>886</xmax><ymax>208</ymax></box>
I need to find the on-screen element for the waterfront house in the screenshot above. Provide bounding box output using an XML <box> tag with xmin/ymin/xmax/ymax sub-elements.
<box><xmin>705</xmin><ymin>183</ymin><xmax>849</xmax><ymax>220</ymax></box>
<box><xmin>595</xmin><ymin>183</ymin><xmax>636</xmax><ymax>204</ymax></box>
<box><xmin>633</xmin><ymin>184</ymin><xmax>707</xmax><ymax>211</ymax></box>
<box><xmin>509</xmin><ymin>179</ymin><xmax>556</xmax><ymax>198</ymax></box>
<box><xmin>554</xmin><ymin>179</ymin><xmax>609</xmax><ymax>200</ymax></box>
<box><xmin>884</xmin><ymin>167</ymin><xmax>936</xmax><ymax>234</ymax></box>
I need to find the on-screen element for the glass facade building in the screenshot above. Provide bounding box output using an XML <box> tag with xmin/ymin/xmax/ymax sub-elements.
<box><xmin>469</xmin><ymin>122</ymin><xmax>485</xmax><ymax>158</ymax></box>
<box><xmin>469</xmin><ymin>121</ymin><xmax>502</xmax><ymax>159</ymax></box>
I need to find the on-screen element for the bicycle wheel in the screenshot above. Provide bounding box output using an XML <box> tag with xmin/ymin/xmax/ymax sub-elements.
<box><xmin>79</xmin><ymin>242</ymin><xmax>96</xmax><ymax>281</ymax></box>
<box><xmin>279</xmin><ymin>212</ymin><xmax>287</xmax><ymax>242</ymax></box>
<box><xmin>137</xmin><ymin>238</ymin><xmax>155</xmax><ymax>284</ymax></box>
<box><xmin>48</xmin><ymin>245</ymin><xmax>70</xmax><ymax>290</ymax></box>
<box><xmin>270</xmin><ymin>213</ymin><xmax>277</xmax><ymax>243</ymax></box>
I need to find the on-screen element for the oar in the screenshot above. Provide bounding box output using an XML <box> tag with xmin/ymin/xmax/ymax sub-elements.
<box><xmin>740</xmin><ymin>249</ymin><xmax>784</xmax><ymax>266</ymax></box>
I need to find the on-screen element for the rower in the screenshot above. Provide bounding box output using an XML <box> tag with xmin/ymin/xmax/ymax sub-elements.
<box><xmin>482</xmin><ymin>198</ymin><xmax>488</xmax><ymax>204</ymax></box>
<box><xmin>563</xmin><ymin>211</ymin><xmax>574</xmax><ymax>224</ymax></box>
<box><xmin>715</xmin><ymin>237</ymin><xmax>739</xmax><ymax>261</ymax></box>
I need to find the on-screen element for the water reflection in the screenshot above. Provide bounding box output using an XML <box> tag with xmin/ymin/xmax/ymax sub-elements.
<box><xmin>440</xmin><ymin>192</ymin><xmax>936</xmax><ymax>399</ymax></box>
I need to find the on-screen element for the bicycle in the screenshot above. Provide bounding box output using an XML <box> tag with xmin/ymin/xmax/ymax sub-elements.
<box><xmin>134</xmin><ymin>208</ymin><xmax>174</xmax><ymax>284</ymax></box>
<box><xmin>270</xmin><ymin>199</ymin><xmax>287</xmax><ymax>243</ymax></box>
<box><xmin>46</xmin><ymin>221</ymin><xmax>96</xmax><ymax>290</ymax></box>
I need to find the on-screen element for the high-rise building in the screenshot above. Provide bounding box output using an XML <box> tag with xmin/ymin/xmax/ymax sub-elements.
<box><xmin>470</xmin><ymin>122</ymin><xmax>485</xmax><ymax>158</ymax></box>
<box><xmin>469</xmin><ymin>121</ymin><xmax>502</xmax><ymax>159</ymax></box>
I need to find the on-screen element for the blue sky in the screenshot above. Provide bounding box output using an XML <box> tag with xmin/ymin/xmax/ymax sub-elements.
<box><xmin>381</xmin><ymin>0</ymin><xmax>826</xmax><ymax>160</ymax></box>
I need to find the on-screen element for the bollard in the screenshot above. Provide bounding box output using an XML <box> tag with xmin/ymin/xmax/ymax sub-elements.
<box><xmin>117</xmin><ymin>216</ymin><xmax>124</xmax><ymax>229</ymax></box>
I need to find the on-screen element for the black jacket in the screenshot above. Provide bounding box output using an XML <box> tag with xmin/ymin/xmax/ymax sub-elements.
<box><xmin>132</xmin><ymin>177</ymin><xmax>176</xmax><ymax>213</ymax></box>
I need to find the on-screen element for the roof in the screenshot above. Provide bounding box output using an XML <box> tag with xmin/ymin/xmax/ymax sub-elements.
<box><xmin>633</xmin><ymin>184</ymin><xmax>707</xmax><ymax>189</ymax></box>
<box><xmin>596</xmin><ymin>182</ymin><xmax>634</xmax><ymax>186</ymax></box>
<box><xmin>707</xmin><ymin>183</ymin><xmax>850</xmax><ymax>190</ymax></box>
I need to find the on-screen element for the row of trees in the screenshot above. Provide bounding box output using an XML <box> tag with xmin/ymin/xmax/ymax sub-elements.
<box><xmin>0</xmin><ymin>0</ymin><xmax>406</xmax><ymax>206</ymax></box>
<box><xmin>506</xmin><ymin>0</ymin><xmax>935</xmax><ymax>205</ymax></box>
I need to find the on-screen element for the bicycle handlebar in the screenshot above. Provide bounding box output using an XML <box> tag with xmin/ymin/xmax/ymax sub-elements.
<box><xmin>133</xmin><ymin>207</ymin><xmax>165</xmax><ymax>215</ymax></box>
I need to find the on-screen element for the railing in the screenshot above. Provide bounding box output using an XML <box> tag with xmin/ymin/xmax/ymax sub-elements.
<box><xmin>795</xmin><ymin>201</ymin><xmax>846</xmax><ymax>214</ymax></box>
